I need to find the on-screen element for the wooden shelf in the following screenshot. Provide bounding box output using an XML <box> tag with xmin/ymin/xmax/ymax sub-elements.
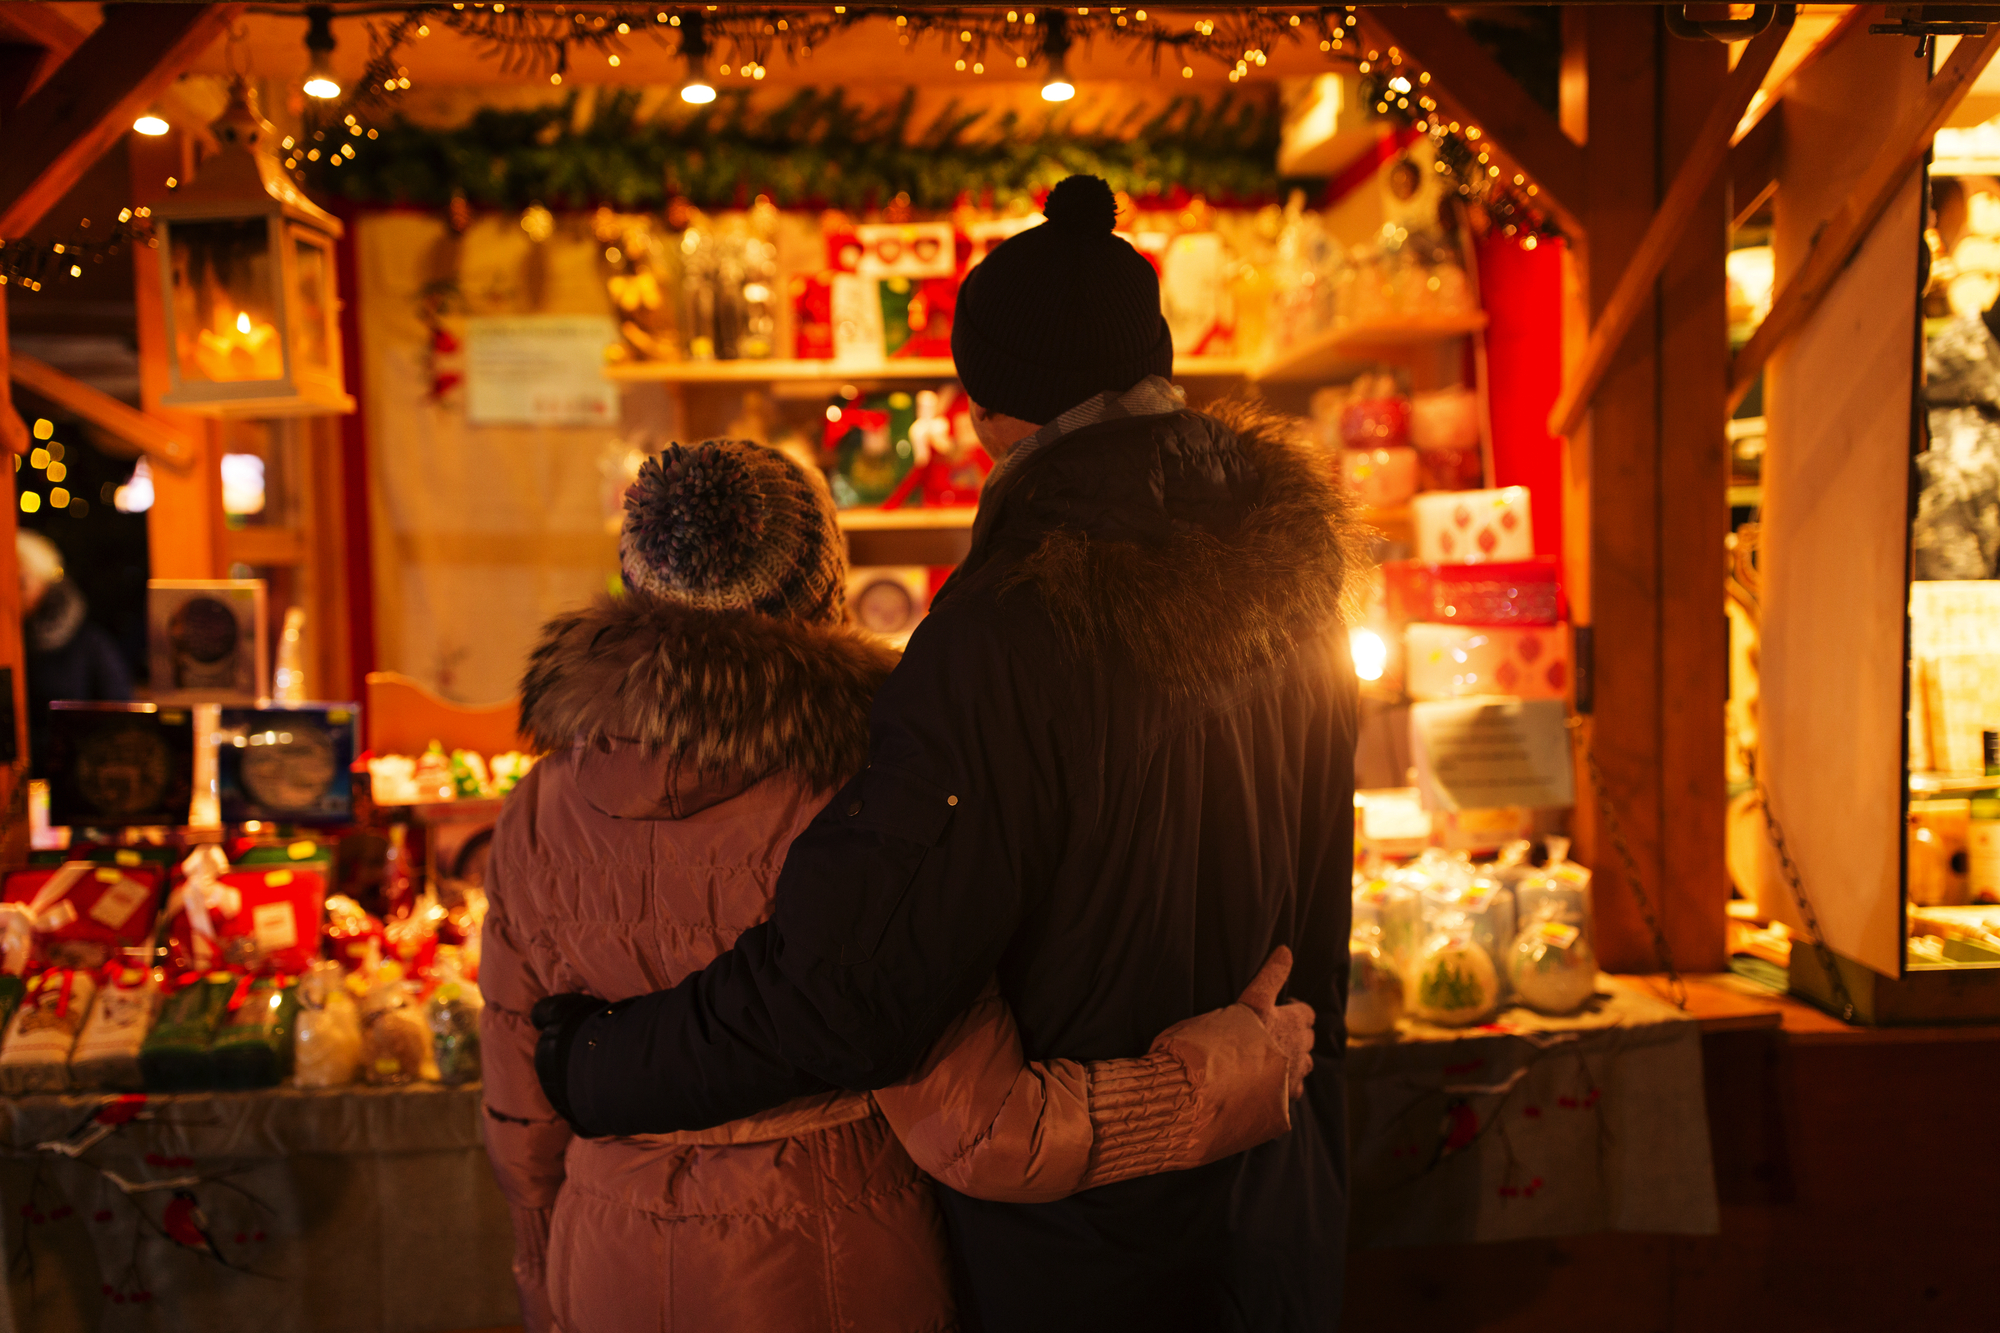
<box><xmin>607</xmin><ymin>355</ymin><xmax>1255</xmax><ymax>385</ymax></box>
<box><xmin>1253</xmin><ymin>313</ymin><xmax>1489</xmax><ymax>385</ymax></box>
<box><xmin>837</xmin><ymin>505</ymin><xmax>976</xmax><ymax>532</ymax></box>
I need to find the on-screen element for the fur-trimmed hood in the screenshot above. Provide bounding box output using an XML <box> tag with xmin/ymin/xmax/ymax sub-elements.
<box><xmin>989</xmin><ymin>397</ymin><xmax>1362</xmax><ymax>700</ymax></box>
<box><xmin>518</xmin><ymin>592</ymin><xmax>898</xmax><ymax>795</ymax></box>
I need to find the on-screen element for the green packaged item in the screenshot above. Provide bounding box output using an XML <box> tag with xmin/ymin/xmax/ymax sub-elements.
<box><xmin>140</xmin><ymin>974</ymin><xmax>236</xmax><ymax>1091</ymax></box>
<box><xmin>235</xmin><ymin>839</ymin><xmax>334</xmax><ymax>874</ymax></box>
<box><xmin>212</xmin><ymin>976</ymin><xmax>300</xmax><ymax>1089</ymax></box>
<box><xmin>0</xmin><ymin>974</ymin><xmax>24</xmax><ymax>1034</ymax></box>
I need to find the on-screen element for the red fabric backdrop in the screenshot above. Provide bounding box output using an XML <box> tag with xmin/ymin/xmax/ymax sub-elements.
<box><xmin>1478</xmin><ymin>234</ymin><xmax>1566</xmax><ymax>572</ymax></box>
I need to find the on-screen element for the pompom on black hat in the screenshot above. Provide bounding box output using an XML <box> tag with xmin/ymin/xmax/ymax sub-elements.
<box><xmin>950</xmin><ymin>173</ymin><xmax>1174</xmax><ymax>425</ymax></box>
<box><xmin>620</xmin><ymin>439</ymin><xmax>845</xmax><ymax>624</ymax></box>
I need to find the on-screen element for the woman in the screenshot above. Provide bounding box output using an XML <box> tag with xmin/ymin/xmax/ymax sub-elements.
<box><xmin>481</xmin><ymin>440</ymin><xmax>1314</xmax><ymax>1332</ymax></box>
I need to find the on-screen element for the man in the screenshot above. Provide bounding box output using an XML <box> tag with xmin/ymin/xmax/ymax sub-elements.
<box><xmin>533</xmin><ymin>174</ymin><xmax>1360</xmax><ymax>1330</ymax></box>
<box><xmin>19</xmin><ymin>530</ymin><xmax>132</xmax><ymax>770</ymax></box>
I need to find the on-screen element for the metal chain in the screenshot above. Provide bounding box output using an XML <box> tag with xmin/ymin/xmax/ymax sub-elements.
<box><xmin>1568</xmin><ymin>720</ymin><xmax>1687</xmax><ymax>1009</ymax></box>
<box><xmin>1744</xmin><ymin>748</ymin><xmax>1858</xmax><ymax>1024</ymax></box>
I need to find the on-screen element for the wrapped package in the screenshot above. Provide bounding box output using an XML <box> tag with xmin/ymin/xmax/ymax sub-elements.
<box><xmin>2</xmin><ymin>862</ymin><xmax>164</xmax><ymax>970</ymax></box>
<box><xmin>293</xmin><ymin>962</ymin><xmax>363</xmax><ymax>1089</ymax></box>
<box><xmin>1409</xmin><ymin>387</ymin><xmax>1484</xmax><ymax>491</ymax></box>
<box><xmin>1412</xmin><ymin>487</ymin><xmax>1534</xmax><ymax>564</ymax></box>
<box><xmin>1408</xmin><ymin>915</ymin><xmax>1500</xmax><ymax>1027</ymax></box>
<box><xmin>140</xmin><ymin>973</ymin><xmax>236</xmax><ymax>1091</ymax></box>
<box><xmin>1404</xmin><ymin>622</ymin><xmax>1570</xmax><ymax>701</ymax></box>
<box><xmin>168</xmin><ymin>856</ymin><xmax>327</xmax><ymax>976</ymax></box>
<box><xmin>1423</xmin><ymin>872</ymin><xmax>1517</xmax><ymax>1000</ymax></box>
<box><xmin>70</xmin><ymin>968</ymin><xmax>162</xmax><ymax>1091</ymax></box>
<box><xmin>0</xmin><ymin>969</ymin><xmax>99</xmax><ymax>1093</ymax></box>
<box><xmin>1382</xmin><ymin>557</ymin><xmax>1563</xmax><ymax>628</ymax></box>
<box><xmin>212</xmin><ymin>975</ymin><xmax>301</xmax><ymax>1090</ymax></box>
<box><xmin>360</xmin><ymin>968</ymin><xmax>438</xmax><ymax>1086</ymax></box>
<box><xmin>384</xmin><ymin>895</ymin><xmax>447</xmax><ymax>975</ymax></box>
<box><xmin>1346</xmin><ymin>925</ymin><xmax>1404</xmax><ymax>1038</ymax></box>
<box><xmin>426</xmin><ymin>946</ymin><xmax>483</xmax><ymax>1086</ymax></box>
<box><xmin>1510</xmin><ymin>903</ymin><xmax>1600</xmax><ymax>1015</ymax></box>
<box><xmin>1353</xmin><ymin>869</ymin><xmax>1424</xmax><ymax>973</ymax></box>
<box><xmin>324</xmin><ymin>894</ymin><xmax>386</xmax><ymax>973</ymax></box>
<box><xmin>1516</xmin><ymin>836</ymin><xmax>1595</xmax><ymax>954</ymax></box>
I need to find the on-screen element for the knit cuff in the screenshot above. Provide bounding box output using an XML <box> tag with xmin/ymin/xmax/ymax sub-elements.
<box><xmin>1081</xmin><ymin>1003</ymin><xmax>1294</xmax><ymax>1190</ymax></box>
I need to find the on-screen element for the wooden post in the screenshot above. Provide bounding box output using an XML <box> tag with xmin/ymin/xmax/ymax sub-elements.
<box><xmin>1571</xmin><ymin>7</ymin><xmax>1731</xmax><ymax>975</ymax></box>
<box><xmin>0</xmin><ymin>291</ymin><xmax>34</xmax><ymax>854</ymax></box>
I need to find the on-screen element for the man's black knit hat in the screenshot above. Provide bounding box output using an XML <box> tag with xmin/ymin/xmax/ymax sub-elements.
<box><xmin>950</xmin><ymin>175</ymin><xmax>1174</xmax><ymax>425</ymax></box>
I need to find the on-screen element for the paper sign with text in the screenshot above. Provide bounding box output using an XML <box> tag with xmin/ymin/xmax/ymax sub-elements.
<box><xmin>465</xmin><ymin>316</ymin><xmax>620</xmax><ymax>426</ymax></box>
<box><xmin>1410</xmin><ymin>696</ymin><xmax>1574</xmax><ymax>812</ymax></box>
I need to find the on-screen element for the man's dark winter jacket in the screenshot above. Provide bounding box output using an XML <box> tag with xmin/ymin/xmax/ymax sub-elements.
<box><xmin>25</xmin><ymin>579</ymin><xmax>133</xmax><ymax>771</ymax></box>
<box><xmin>554</xmin><ymin>400</ymin><xmax>1361</xmax><ymax>1331</ymax></box>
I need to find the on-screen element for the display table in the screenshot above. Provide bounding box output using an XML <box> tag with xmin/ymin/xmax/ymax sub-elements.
<box><xmin>0</xmin><ymin>1084</ymin><xmax>517</xmax><ymax>1333</ymax></box>
<box><xmin>1346</xmin><ymin>975</ymin><xmax>1718</xmax><ymax>1247</ymax></box>
<box><xmin>0</xmin><ymin>979</ymin><xmax>1714</xmax><ymax>1332</ymax></box>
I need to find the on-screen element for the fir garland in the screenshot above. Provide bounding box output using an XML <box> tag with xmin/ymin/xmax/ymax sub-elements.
<box><xmin>309</xmin><ymin>86</ymin><xmax>1288</xmax><ymax>212</ymax></box>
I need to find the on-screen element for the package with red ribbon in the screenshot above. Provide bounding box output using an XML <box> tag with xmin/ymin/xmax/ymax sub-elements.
<box><xmin>1382</xmin><ymin>556</ymin><xmax>1565</xmax><ymax>628</ymax></box>
<box><xmin>2</xmin><ymin>862</ymin><xmax>165</xmax><ymax>969</ymax></box>
<box><xmin>0</xmin><ymin>967</ymin><xmax>99</xmax><ymax>1094</ymax></box>
<box><xmin>167</xmin><ymin>847</ymin><xmax>326</xmax><ymax>976</ymax></box>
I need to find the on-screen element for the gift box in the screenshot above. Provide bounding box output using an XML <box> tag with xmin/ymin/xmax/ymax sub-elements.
<box><xmin>1382</xmin><ymin>557</ymin><xmax>1563</xmax><ymax>627</ymax></box>
<box><xmin>212</xmin><ymin>974</ymin><xmax>300</xmax><ymax>1089</ymax></box>
<box><xmin>171</xmin><ymin>866</ymin><xmax>327</xmax><ymax>976</ymax></box>
<box><xmin>217</xmin><ymin>705</ymin><xmax>361</xmax><ymax>826</ymax></box>
<box><xmin>1412</xmin><ymin>487</ymin><xmax>1534</xmax><ymax>564</ymax></box>
<box><xmin>0</xmin><ymin>969</ymin><xmax>97</xmax><ymax>1094</ymax></box>
<box><xmin>3</xmin><ymin>863</ymin><xmax>165</xmax><ymax>966</ymax></box>
<box><xmin>1405</xmin><ymin>622</ymin><xmax>1570</xmax><ymax>700</ymax></box>
<box><xmin>70</xmin><ymin>968</ymin><xmax>162</xmax><ymax>1091</ymax></box>
<box><xmin>141</xmin><ymin>973</ymin><xmax>235</xmax><ymax>1091</ymax></box>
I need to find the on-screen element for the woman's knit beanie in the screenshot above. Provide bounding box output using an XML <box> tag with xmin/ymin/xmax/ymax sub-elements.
<box><xmin>620</xmin><ymin>439</ymin><xmax>846</xmax><ymax>624</ymax></box>
<box><xmin>950</xmin><ymin>174</ymin><xmax>1174</xmax><ymax>425</ymax></box>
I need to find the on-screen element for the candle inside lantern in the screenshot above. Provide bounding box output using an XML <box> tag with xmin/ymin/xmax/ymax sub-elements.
<box><xmin>193</xmin><ymin>308</ymin><xmax>283</xmax><ymax>381</ymax></box>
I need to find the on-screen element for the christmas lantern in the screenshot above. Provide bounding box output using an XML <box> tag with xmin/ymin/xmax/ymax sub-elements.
<box><xmin>153</xmin><ymin>78</ymin><xmax>352</xmax><ymax>416</ymax></box>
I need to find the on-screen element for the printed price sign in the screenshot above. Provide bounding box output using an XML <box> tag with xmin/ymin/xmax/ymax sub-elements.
<box><xmin>465</xmin><ymin>316</ymin><xmax>620</xmax><ymax>426</ymax></box>
<box><xmin>1410</xmin><ymin>696</ymin><xmax>1574</xmax><ymax>812</ymax></box>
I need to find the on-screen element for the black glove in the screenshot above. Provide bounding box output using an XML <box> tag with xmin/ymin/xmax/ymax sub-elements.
<box><xmin>532</xmin><ymin>993</ymin><xmax>613</xmax><ymax>1135</ymax></box>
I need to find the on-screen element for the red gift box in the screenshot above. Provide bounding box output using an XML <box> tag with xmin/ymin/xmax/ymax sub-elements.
<box><xmin>1382</xmin><ymin>556</ymin><xmax>1564</xmax><ymax>627</ymax></box>
<box><xmin>170</xmin><ymin>866</ymin><xmax>326</xmax><ymax>976</ymax></box>
<box><xmin>3</xmin><ymin>864</ymin><xmax>164</xmax><ymax>954</ymax></box>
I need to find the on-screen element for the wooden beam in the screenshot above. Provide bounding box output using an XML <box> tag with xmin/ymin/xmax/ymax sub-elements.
<box><xmin>1730</xmin><ymin>27</ymin><xmax>2000</xmax><ymax>410</ymax></box>
<box><xmin>0</xmin><ymin>1</ymin><xmax>86</xmax><ymax>103</ymax></box>
<box><xmin>1364</xmin><ymin>6</ymin><xmax>1587</xmax><ymax>235</ymax></box>
<box><xmin>0</xmin><ymin>3</ymin><xmax>237</xmax><ymax>239</ymax></box>
<box><xmin>1548</xmin><ymin>14</ymin><xmax>1792</xmax><ymax>440</ymax></box>
<box><xmin>7</xmin><ymin>353</ymin><xmax>197</xmax><ymax>471</ymax></box>
<box><xmin>1730</xmin><ymin>104</ymin><xmax>1782</xmax><ymax>229</ymax></box>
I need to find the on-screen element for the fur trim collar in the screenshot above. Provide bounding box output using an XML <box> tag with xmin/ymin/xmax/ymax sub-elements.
<box><xmin>1010</xmin><ymin>397</ymin><xmax>1362</xmax><ymax>700</ymax></box>
<box><xmin>518</xmin><ymin>592</ymin><xmax>898</xmax><ymax>790</ymax></box>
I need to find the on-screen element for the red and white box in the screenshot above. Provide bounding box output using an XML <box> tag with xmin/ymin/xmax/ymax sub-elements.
<box><xmin>1404</xmin><ymin>622</ymin><xmax>1570</xmax><ymax>700</ymax></box>
<box><xmin>1382</xmin><ymin>556</ymin><xmax>1564</xmax><ymax>627</ymax></box>
<box><xmin>1412</xmin><ymin>487</ymin><xmax>1534</xmax><ymax>564</ymax></box>
<box><xmin>2</xmin><ymin>864</ymin><xmax>164</xmax><ymax>957</ymax></box>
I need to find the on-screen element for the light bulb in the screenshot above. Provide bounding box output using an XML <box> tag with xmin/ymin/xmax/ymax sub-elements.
<box><xmin>681</xmin><ymin>78</ymin><xmax>717</xmax><ymax>104</ymax></box>
<box><xmin>1041</xmin><ymin>63</ymin><xmax>1075</xmax><ymax>102</ymax></box>
<box><xmin>133</xmin><ymin>109</ymin><xmax>170</xmax><ymax>136</ymax></box>
<box><xmin>303</xmin><ymin>5</ymin><xmax>341</xmax><ymax>99</ymax></box>
<box><xmin>236</xmin><ymin>311</ymin><xmax>253</xmax><ymax>334</ymax></box>
<box><xmin>1349</xmin><ymin>627</ymin><xmax>1387</xmax><ymax>682</ymax></box>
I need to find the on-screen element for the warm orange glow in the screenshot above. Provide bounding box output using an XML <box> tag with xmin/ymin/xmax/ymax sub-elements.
<box><xmin>195</xmin><ymin>310</ymin><xmax>283</xmax><ymax>381</ymax></box>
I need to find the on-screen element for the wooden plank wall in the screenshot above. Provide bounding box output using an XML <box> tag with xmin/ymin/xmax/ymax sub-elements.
<box><xmin>1755</xmin><ymin>32</ymin><xmax>1925</xmax><ymax>977</ymax></box>
<box><xmin>1571</xmin><ymin>7</ymin><xmax>1731</xmax><ymax>974</ymax></box>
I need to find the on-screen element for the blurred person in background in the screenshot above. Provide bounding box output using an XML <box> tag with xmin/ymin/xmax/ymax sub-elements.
<box><xmin>19</xmin><ymin>529</ymin><xmax>131</xmax><ymax>769</ymax></box>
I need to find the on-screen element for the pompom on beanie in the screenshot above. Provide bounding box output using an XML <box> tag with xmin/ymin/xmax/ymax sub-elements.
<box><xmin>620</xmin><ymin>440</ymin><xmax>846</xmax><ymax>624</ymax></box>
<box><xmin>950</xmin><ymin>174</ymin><xmax>1174</xmax><ymax>425</ymax></box>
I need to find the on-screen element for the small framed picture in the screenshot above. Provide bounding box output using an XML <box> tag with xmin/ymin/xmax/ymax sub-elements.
<box><xmin>45</xmin><ymin>702</ymin><xmax>196</xmax><ymax>828</ymax></box>
<box><xmin>216</xmin><ymin>704</ymin><xmax>361</xmax><ymax>826</ymax></box>
<box><xmin>148</xmin><ymin>580</ymin><xmax>268</xmax><ymax>703</ymax></box>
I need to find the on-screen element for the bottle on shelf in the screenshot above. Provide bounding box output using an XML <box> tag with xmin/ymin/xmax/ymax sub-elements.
<box><xmin>1968</xmin><ymin>729</ymin><xmax>2000</xmax><ymax>904</ymax></box>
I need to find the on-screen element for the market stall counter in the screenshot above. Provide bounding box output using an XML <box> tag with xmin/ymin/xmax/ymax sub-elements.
<box><xmin>0</xmin><ymin>978</ymin><xmax>1714</xmax><ymax>1333</ymax></box>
